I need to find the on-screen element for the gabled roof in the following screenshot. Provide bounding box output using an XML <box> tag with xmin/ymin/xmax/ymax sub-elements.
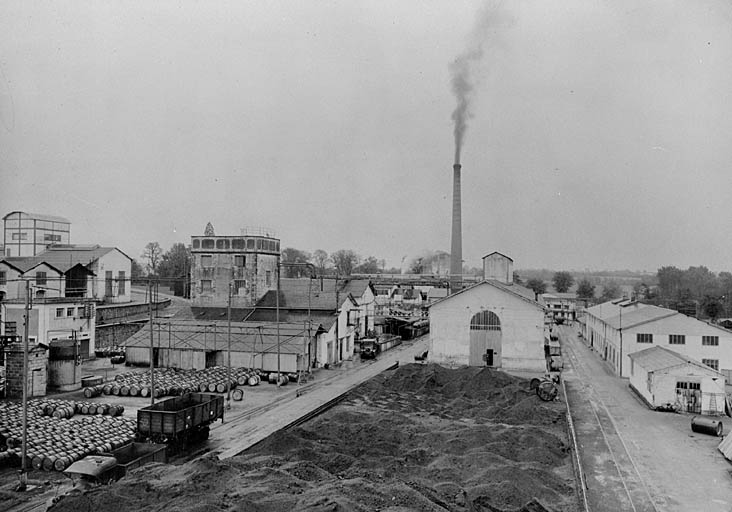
<box><xmin>629</xmin><ymin>346</ymin><xmax>723</xmax><ymax>376</ymax></box>
<box><xmin>38</xmin><ymin>245</ymin><xmax>132</xmax><ymax>265</ymax></box>
<box><xmin>429</xmin><ymin>279</ymin><xmax>544</xmax><ymax>311</ymax></box>
<box><xmin>482</xmin><ymin>251</ymin><xmax>513</xmax><ymax>261</ymax></box>
<box><xmin>0</xmin><ymin>259</ymin><xmax>27</xmax><ymax>273</ymax></box>
<box><xmin>339</xmin><ymin>279</ymin><xmax>375</xmax><ymax>298</ymax></box>
<box><xmin>2</xmin><ymin>257</ymin><xmax>65</xmax><ymax>274</ymax></box>
<box><xmin>604</xmin><ymin>305</ymin><xmax>678</xmax><ymax>330</ymax></box>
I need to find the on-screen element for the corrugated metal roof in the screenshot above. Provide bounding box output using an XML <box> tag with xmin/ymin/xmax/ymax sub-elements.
<box><xmin>124</xmin><ymin>319</ymin><xmax>322</xmax><ymax>354</ymax></box>
<box><xmin>38</xmin><ymin>245</ymin><xmax>131</xmax><ymax>266</ymax></box>
<box><xmin>629</xmin><ymin>345</ymin><xmax>722</xmax><ymax>376</ymax></box>
<box><xmin>3</xmin><ymin>211</ymin><xmax>70</xmax><ymax>223</ymax></box>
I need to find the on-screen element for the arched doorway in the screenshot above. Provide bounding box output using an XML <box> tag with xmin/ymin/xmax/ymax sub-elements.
<box><xmin>469</xmin><ymin>310</ymin><xmax>502</xmax><ymax>366</ymax></box>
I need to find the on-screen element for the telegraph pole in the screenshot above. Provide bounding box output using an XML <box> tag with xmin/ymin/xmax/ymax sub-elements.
<box><xmin>19</xmin><ymin>280</ymin><xmax>30</xmax><ymax>490</ymax></box>
<box><xmin>276</xmin><ymin>256</ymin><xmax>281</xmax><ymax>386</ymax></box>
<box><xmin>149</xmin><ymin>278</ymin><xmax>155</xmax><ymax>406</ymax></box>
<box><xmin>226</xmin><ymin>282</ymin><xmax>232</xmax><ymax>408</ymax></box>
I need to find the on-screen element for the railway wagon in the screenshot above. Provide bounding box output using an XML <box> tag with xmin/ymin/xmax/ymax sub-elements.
<box><xmin>136</xmin><ymin>392</ymin><xmax>224</xmax><ymax>451</ymax></box>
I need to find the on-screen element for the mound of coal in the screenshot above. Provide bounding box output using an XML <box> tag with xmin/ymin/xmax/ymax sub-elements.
<box><xmin>49</xmin><ymin>364</ymin><xmax>578</xmax><ymax>512</ymax></box>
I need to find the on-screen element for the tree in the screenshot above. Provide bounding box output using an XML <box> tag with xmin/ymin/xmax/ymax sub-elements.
<box><xmin>312</xmin><ymin>249</ymin><xmax>329</xmax><ymax>275</ymax></box>
<box><xmin>141</xmin><ymin>242</ymin><xmax>163</xmax><ymax>276</ymax></box>
<box><xmin>408</xmin><ymin>257</ymin><xmax>424</xmax><ymax>274</ymax></box>
<box><xmin>331</xmin><ymin>249</ymin><xmax>359</xmax><ymax>276</ymax></box>
<box><xmin>131</xmin><ymin>259</ymin><xmax>146</xmax><ymax>284</ymax></box>
<box><xmin>599</xmin><ymin>280</ymin><xmax>622</xmax><ymax>302</ymax></box>
<box><xmin>657</xmin><ymin>266</ymin><xmax>684</xmax><ymax>300</ymax></box>
<box><xmin>354</xmin><ymin>256</ymin><xmax>380</xmax><ymax>274</ymax></box>
<box><xmin>157</xmin><ymin>243</ymin><xmax>191</xmax><ymax>296</ymax></box>
<box><xmin>512</xmin><ymin>271</ymin><xmax>522</xmax><ymax>285</ymax></box>
<box><xmin>552</xmin><ymin>271</ymin><xmax>574</xmax><ymax>293</ymax></box>
<box><xmin>526</xmin><ymin>278</ymin><xmax>547</xmax><ymax>296</ymax></box>
<box><xmin>701</xmin><ymin>295</ymin><xmax>723</xmax><ymax>322</ymax></box>
<box><xmin>576</xmin><ymin>279</ymin><xmax>595</xmax><ymax>299</ymax></box>
<box><xmin>281</xmin><ymin>247</ymin><xmax>312</xmax><ymax>278</ymax></box>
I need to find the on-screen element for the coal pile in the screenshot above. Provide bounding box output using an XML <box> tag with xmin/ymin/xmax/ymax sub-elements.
<box><xmin>50</xmin><ymin>364</ymin><xmax>578</xmax><ymax>512</ymax></box>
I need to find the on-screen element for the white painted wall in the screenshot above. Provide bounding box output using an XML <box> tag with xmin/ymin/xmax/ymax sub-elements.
<box><xmin>429</xmin><ymin>282</ymin><xmax>546</xmax><ymax>372</ymax></box>
<box><xmin>91</xmin><ymin>249</ymin><xmax>133</xmax><ymax>303</ymax></box>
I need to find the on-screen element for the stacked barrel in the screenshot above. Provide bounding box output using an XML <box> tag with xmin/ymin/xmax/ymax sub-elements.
<box><xmin>87</xmin><ymin>366</ymin><xmax>265</xmax><ymax>400</ymax></box>
<box><xmin>0</xmin><ymin>400</ymin><xmax>136</xmax><ymax>472</ymax></box>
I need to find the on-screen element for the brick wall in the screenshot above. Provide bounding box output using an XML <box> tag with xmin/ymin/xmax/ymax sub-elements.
<box><xmin>5</xmin><ymin>343</ymin><xmax>48</xmax><ymax>398</ymax></box>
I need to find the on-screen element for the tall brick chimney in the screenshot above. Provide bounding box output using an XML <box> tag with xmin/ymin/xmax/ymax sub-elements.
<box><xmin>450</xmin><ymin>163</ymin><xmax>462</xmax><ymax>292</ymax></box>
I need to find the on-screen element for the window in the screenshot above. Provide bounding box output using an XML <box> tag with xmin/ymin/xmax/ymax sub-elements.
<box><xmin>247</xmin><ymin>238</ymin><xmax>255</xmax><ymax>249</ymax></box>
<box><xmin>201</xmin><ymin>255</ymin><xmax>213</xmax><ymax>267</ymax></box>
<box><xmin>12</xmin><ymin>232</ymin><xmax>27</xmax><ymax>240</ymax></box>
<box><xmin>702</xmin><ymin>359</ymin><xmax>719</xmax><ymax>371</ymax></box>
<box><xmin>56</xmin><ymin>308</ymin><xmax>64</xmax><ymax>318</ymax></box>
<box><xmin>702</xmin><ymin>336</ymin><xmax>719</xmax><ymax>346</ymax></box>
<box><xmin>118</xmin><ymin>271</ymin><xmax>126</xmax><ymax>295</ymax></box>
<box><xmin>201</xmin><ymin>280</ymin><xmax>212</xmax><ymax>292</ymax></box>
<box><xmin>234</xmin><ymin>279</ymin><xmax>246</xmax><ymax>293</ymax></box>
<box><xmin>216</xmin><ymin>239</ymin><xmax>229</xmax><ymax>249</ymax></box>
<box><xmin>669</xmin><ymin>334</ymin><xmax>685</xmax><ymax>345</ymax></box>
<box><xmin>5</xmin><ymin>321</ymin><xmax>16</xmax><ymax>335</ymax></box>
<box><xmin>192</xmin><ymin>239</ymin><xmax>201</xmax><ymax>249</ymax></box>
<box><xmin>36</xmin><ymin>271</ymin><xmax>47</xmax><ymax>285</ymax></box>
<box><xmin>265</xmin><ymin>270</ymin><xmax>271</xmax><ymax>286</ymax></box>
<box><xmin>637</xmin><ymin>333</ymin><xmax>653</xmax><ymax>343</ymax></box>
<box><xmin>44</xmin><ymin>234</ymin><xmax>61</xmax><ymax>242</ymax></box>
<box><xmin>67</xmin><ymin>307</ymin><xmax>75</xmax><ymax>317</ymax></box>
<box><xmin>202</xmin><ymin>239</ymin><xmax>214</xmax><ymax>249</ymax></box>
<box><xmin>234</xmin><ymin>255</ymin><xmax>246</xmax><ymax>267</ymax></box>
<box><xmin>0</xmin><ymin>271</ymin><xmax>5</xmax><ymax>285</ymax></box>
<box><xmin>105</xmin><ymin>271</ymin><xmax>113</xmax><ymax>296</ymax></box>
<box><xmin>232</xmin><ymin>239</ymin><xmax>246</xmax><ymax>250</ymax></box>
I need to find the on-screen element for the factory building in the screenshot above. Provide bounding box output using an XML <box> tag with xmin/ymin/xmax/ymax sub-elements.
<box><xmin>190</xmin><ymin>223</ymin><xmax>280</xmax><ymax>308</ymax></box>
<box><xmin>628</xmin><ymin>346</ymin><xmax>726</xmax><ymax>415</ymax></box>
<box><xmin>3</xmin><ymin>211</ymin><xmax>71</xmax><ymax>257</ymax></box>
<box><xmin>428</xmin><ymin>252</ymin><xmax>547</xmax><ymax>372</ymax></box>
<box><xmin>580</xmin><ymin>299</ymin><xmax>732</xmax><ymax>379</ymax></box>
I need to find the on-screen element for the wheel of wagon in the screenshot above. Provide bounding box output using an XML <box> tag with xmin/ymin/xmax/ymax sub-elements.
<box><xmin>529</xmin><ymin>378</ymin><xmax>542</xmax><ymax>390</ymax></box>
<box><xmin>536</xmin><ymin>381</ymin><xmax>558</xmax><ymax>401</ymax></box>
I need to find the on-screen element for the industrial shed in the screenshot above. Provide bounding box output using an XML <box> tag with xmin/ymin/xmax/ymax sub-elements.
<box><xmin>629</xmin><ymin>346</ymin><xmax>726</xmax><ymax>415</ymax></box>
<box><xmin>428</xmin><ymin>279</ymin><xmax>546</xmax><ymax>372</ymax></box>
<box><xmin>123</xmin><ymin>320</ymin><xmax>325</xmax><ymax>374</ymax></box>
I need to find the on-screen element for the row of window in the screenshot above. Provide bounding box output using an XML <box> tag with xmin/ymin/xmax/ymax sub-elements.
<box><xmin>199</xmin><ymin>272</ymin><xmax>272</xmax><ymax>292</ymax></box>
<box><xmin>636</xmin><ymin>334</ymin><xmax>719</xmax><ymax>346</ymax></box>
<box><xmin>200</xmin><ymin>255</ymin><xmax>247</xmax><ymax>268</ymax></box>
<box><xmin>192</xmin><ymin>238</ymin><xmax>280</xmax><ymax>252</ymax></box>
<box><xmin>56</xmin><ymin>307</ymin><xmax>78</xmax><ymax>318</ymax></box>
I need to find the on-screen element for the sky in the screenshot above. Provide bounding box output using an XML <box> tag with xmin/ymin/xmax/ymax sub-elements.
<box><xmin>2</xmin><ymin>1</ymin><xmax>732</xmax><ymax>273</ymax></box>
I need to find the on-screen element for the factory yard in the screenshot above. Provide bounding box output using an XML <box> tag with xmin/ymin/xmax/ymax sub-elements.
<box><xmin>47</xmin><ymin>363</ymin><xmax>579</xmax><ymax>512</ymax></box>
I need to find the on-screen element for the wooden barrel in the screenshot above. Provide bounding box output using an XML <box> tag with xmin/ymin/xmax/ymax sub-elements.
<box><xmin>80</xmin><ymin>405</ymin><xmax>89</xmax><ymax>415</ymax></box>
<box><xmin>107</xmin><ymin>405</ymin><xmax>119</xmax><ymax>417</ymax></box>
<box><xmin>54</xmin><ymin>456</ymin><xmax>70</xmax><ymax>471</ymax></box>
<box><xmin>42</xmin><ymin>456</ymin><xmax>57</xmax><ymax>471</ymax></box>
<box><xmin>232</xmin><ymin>388</ymin><xmax>244</xmax><ymax>401</ymax></box>
<box><xmin>120</xmin><ymin>386</ymin><xmax>130</xmax><ymax>396</ymax></box>
<box><xmin>111</xmin><ymin>386</ymin><xmax>120</xmax><ymax>396</ymax></box>
<box><xmin>140</xmin><ymin>387</ymin><xmax>150</xmax><ymax>397</ymax></box>
<box><xmin>248</xmin><ymin>376</ymin><xmax>259</xmax><ymax>386</ymax></box>
<box><xmin>207</xmin><ymin>383</ymin><xmax>217</xmax><ymax>392</ymax></box>
<box><xmin>83</xmin><ymin>386</ymin><xmax>99</xmax><ymax>399</ymax></box>
<box><xmin>102</xmin><ymin>384</ymin><xmax>113</xmax><ymax>395</ymax></box>
<box><xmin>31</xmin><ymin>455</ymin><xmax>44</xmax><ymax>470</ymax></box>
<box><xmin>216</xmin><ymin>383</ymin><xmax>226</xmax><ymax>393</ymax></box>
<box><xmin>129</xmin><ymin>386</ymin><xmax>139</xmax><ymax>397</ymax></box>
<box><xmin>199</xmin><ymin>383</ymin><xmax>208</xmax><ymax>392</ymax></box>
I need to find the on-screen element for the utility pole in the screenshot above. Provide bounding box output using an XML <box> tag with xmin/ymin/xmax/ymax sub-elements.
<box><xmin>19</xmin><ymin>279</ymin><xmax>30</xmax><ymax>490</ymax></box>
<box><xmin>149</xmin><ymin>278</ymin><xmax>155</xmax><ymax>406</ymax></box>
<box><xmin>276</xmin><ymin>256</ymin><xmax>281</xmax><ymax>386</ymax></box>
<box><xmin>226</xmin><ymin>282</ymin><xmax>232</xmax><ymax>408</ymax></box>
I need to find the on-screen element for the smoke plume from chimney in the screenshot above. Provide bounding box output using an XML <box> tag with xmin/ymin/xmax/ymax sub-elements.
<box><xmin>450</xmin><ymin>2</ymin><xmax>510</xmax><ymax>165</ymax></box>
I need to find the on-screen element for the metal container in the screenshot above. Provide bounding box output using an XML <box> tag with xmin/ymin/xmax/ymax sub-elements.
<box><xmin>690</xmin><ymin>416</ymin><xmax>723</xmax><ymax>437</ymax></box>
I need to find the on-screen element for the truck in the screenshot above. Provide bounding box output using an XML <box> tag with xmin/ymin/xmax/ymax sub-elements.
<box><xmin>63</xmin><ymin>442</ymin><xmax>167</xmax><ymax>486</ymax></box>
<box><xmin>136</xmin><ymin>392</ymin><xmax>225</xmax><ymax>453</ymax></box>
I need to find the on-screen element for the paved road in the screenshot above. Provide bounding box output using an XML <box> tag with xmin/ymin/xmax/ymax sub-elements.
<box><xmin>561</xmin><ymin>324</ymin><xmax>732</xmax><ymax>512</ymax></box>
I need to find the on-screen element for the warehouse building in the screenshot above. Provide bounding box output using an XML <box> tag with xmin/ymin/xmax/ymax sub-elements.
<box><xmin>3</xmin><ymin>211</ymin><xmax>71</xmax><ymax>257</ymax></box>
<box><xmin>628</xmin><ymin>346</ymin><xmax>726</xmax><ymax>415</ymax></box>
<box><xmin>581</xmin><ymin>299</ymin><xmax>732</xmax><ymax>378</ymax></box>
<box><xmin>124</xmin><ymin>319</ymin><xmax>324</xmax><ymax>375</ymax></box>
<box><xmin>428</xmin><ymin>252</ymin><xmax>547</xmax><ymax>372</ymax></box>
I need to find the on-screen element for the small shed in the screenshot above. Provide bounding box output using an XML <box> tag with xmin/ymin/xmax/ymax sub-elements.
<box><xmin>628</xmin><ymin>346</ymin><xmax>726</xmax><ymax>415</ymax></box>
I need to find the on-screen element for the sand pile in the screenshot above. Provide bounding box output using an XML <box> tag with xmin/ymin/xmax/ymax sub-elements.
<box><xmin>50</xmin><ymin>364</ymin><xmax>578</xmax><ymax>512</ymax></box>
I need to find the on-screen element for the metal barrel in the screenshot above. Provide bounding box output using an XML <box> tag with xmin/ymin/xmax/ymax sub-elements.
<box><xmin>690</xmin><ymin>416</ymin><xmax>723</xmax><ymax>436</ymax></box>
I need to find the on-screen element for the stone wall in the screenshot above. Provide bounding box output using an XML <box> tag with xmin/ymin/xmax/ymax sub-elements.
<box><xmin>95</xmin><ymin>321</ymin><xmax>145</xmax><ymax>349</ymax></box>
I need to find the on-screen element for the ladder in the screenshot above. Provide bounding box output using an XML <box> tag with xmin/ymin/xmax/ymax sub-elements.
<box><xmin>709</xmin><ymin>392</ymin><xmax>718</xmax><ymax>415</ymax></box>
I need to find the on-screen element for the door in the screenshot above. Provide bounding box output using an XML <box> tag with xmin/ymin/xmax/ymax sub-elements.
<box><xmin>676</xmin><ymin>381</ymin><xmax>701</xmax><ymax>413</ymax></box>
<box><xmin>469</xmin><ymin>311</ymin><xmax>501</xmax><ymax>367</ymax></box>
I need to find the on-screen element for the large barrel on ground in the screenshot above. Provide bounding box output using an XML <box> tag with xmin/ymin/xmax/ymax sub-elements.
<box><xmin>691</xmin><ymin>416</ymin><xmax>723</xmax><ymax>436</ymax></box>
<box><xmin>232</xmin><ymin>388</ymin><xmax>244</xmax><ymax>401</ymax></box>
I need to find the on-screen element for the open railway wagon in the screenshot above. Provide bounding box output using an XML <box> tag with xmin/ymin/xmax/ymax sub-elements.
<box><xmin>136</xmin><ymin>392</ymin><xmax>224</xmax><ymax>454</ymax></box>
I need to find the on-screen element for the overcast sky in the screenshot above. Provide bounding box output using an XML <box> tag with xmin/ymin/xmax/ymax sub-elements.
<box><xmin>2</xmin><ymin>1</ymin><xmax>732</xmax><ymax>273</ymax></box>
